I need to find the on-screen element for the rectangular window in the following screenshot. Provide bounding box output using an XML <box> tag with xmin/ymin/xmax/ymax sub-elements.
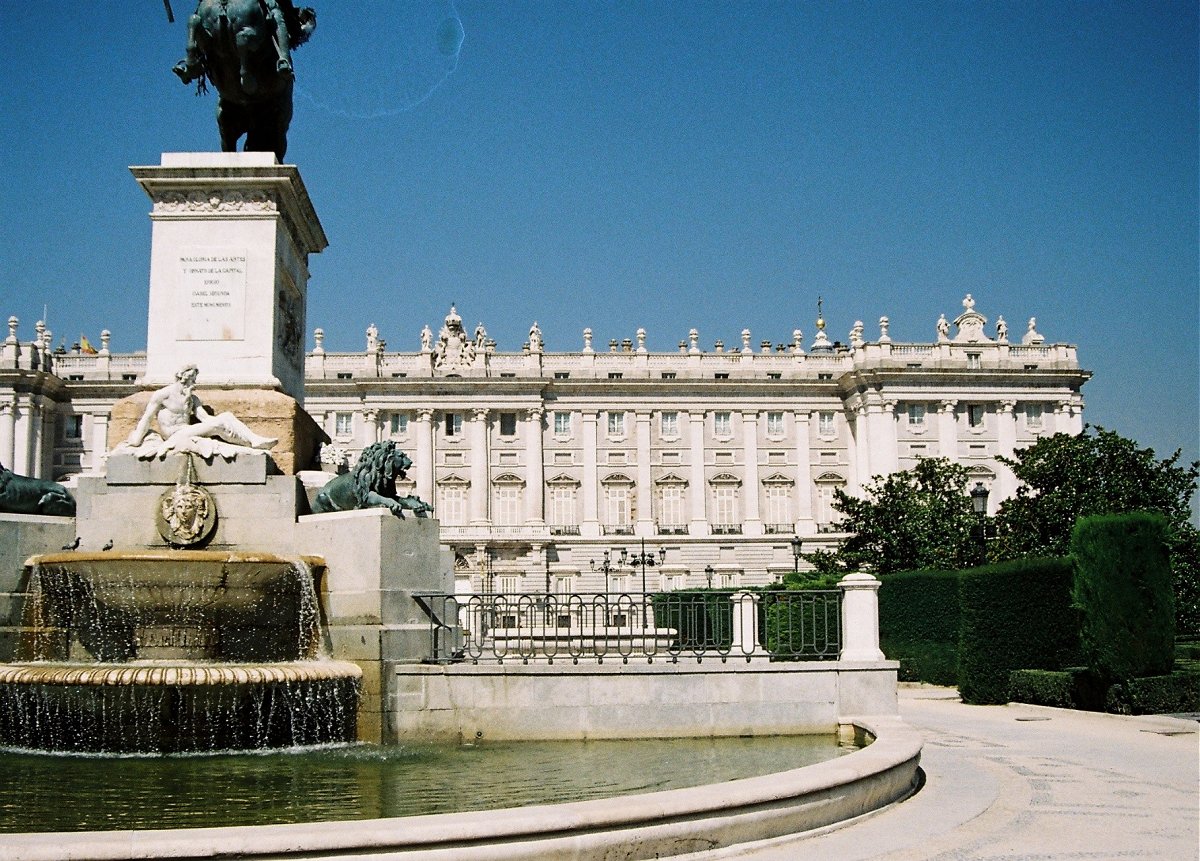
<box><xmin>1026</xmin><ymin>403</ymin><xmax>1043</xmax><ymax>429</ymax></box>
<box><xmin>444</xmin><ymin>412</ymin><xmax>462</xmax><ymax>437</ymax></box>
<box><xmin>607</xmin><ymin>411</ymin><xmax>625</xmax><ymax>436</ymax></box>
<box><xmin>967</xmin><ymin>353</ymin><xmax>981</xmax><ymax>369</ymax></box>
<box><xmin>499</xmin><ymin>412</ymin><xmax>517</xmax><ymax>436</ymax></box>
<box><xmin>907</xmin><ymin>404</ymin><xmax>925</xmax><ymax>427</ymax></box>
<box><xmin>818</xmin><ymin>411</ymin><xmax>835</xmax><ymax>436</ymax></box>
<box><xmin>766</xmin><ymin>372</ymin><xmax>782</xmax><ymax>380</ymax></box>
<box><xmin>766</xmin><ymin>412</ymin><xmax>785</xmax><ymax>436</ymax></box>
<box><xmin>608</xmin><ymin>372</ymin><xmax>623</xmax><ymax>380</ymax></box>
<box><xmin>817</xmin><ymin>372</ymin><xmax>833</xmax><ymax>381</ymax></box>
<box><xmin>553</xmin><ymin>371</ymin><xmax>570</xmax><ymax>379</ymax></box>
<box><xmin>661</xmin><ymin>372</ymin><xmax>677</xmax><ymax>380</ymax></box>
<box><xmin>713</xmin><ymin>412</ymin><xmax>732</xmax><ymax>436</ymax></box>
<box><xmin>554</xmin><ymin>411</ymin><xmax>572</xmax><ymax>436</ymax></box>
<box><xmin>388</xmin><ymin>413</ymin><xmax>408</xmax><ymax>436</ymax></box>
<box><xmin>765</xmin><ymin>484</ymin><xmax>791</xmax><ymax>526</ymax></box>
<box><xmin>660</xmin><ymin>411</ymin><xmax>679</xmax><ymax>437</ymax></box>
<box><xmin>967</xmin><ymin>405</ymin><xmax>985</xmax><ymax>428</ymax></box>
<box><xmin>550</xmin><ymin>486</ymin><xmax>576</xmax><ymax>528</ymax></box>
<box><xmin>493</xmin><ymin>484</ymin><xmax>522</xmax><ymax>525</ymax></box>
<box><xmin>659</xmin><ymin>484</ymin><xmax>685</xmax><ymax>528</ymax></box>
<box><xmin>714</xmin><ymin>373</ymin><xmax>730</xmax><ymax>380</ymax></box>
<box><xmin>712</xmin><ymin>484</ymin><xmax>739</xmax><ymax>528</ymax></box>
<box><xmin>334</xmin><ymin>412</ymin><xmax>353</xmax><ymax>437</ymax></box>
<box><xmin>499</xmin><ymin>372</ymin><xmax>516</xmax><ymax>378</ymax></box>
<box><xmin>817</xmin><ymin>485</ymin><xmax>840</xmax><ymax>525</ymax></box>
<box><xmin>336</xmin><ymin>372</ymin><xmax>353</xmax><ymax>380</ymax></box>
<box><xmin>604</xmin><ymin>485</ymin><xmax>631</xmax><ymax>527</ymax></box>
<box><xmin>62</xmin><ymin>415</ymin><xmax>84</xmax><ymax>440</ymax></box>
<box><xmin>437</xmin><ymin>485</ymin><xmax>466</xmax><ymax>525</ymax></box>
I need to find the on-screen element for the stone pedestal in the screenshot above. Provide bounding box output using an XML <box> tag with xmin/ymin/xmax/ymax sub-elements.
<box><xmin>131</xmin><ymin>153</ymin><xmax>328</xmax><ymax>401</ymax></box>
<box><xmin>107</xmin><ymin>388</ymin><xmax>329</xmax><ymax>475</ymax></box>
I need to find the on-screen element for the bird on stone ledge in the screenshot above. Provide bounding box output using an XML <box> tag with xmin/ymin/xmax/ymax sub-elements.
<box><xmin>61</xmin><ymin>536</ymin><xmax>81</xmax><ymax>551</ymax></box>
<box><xmin>101</xmin><ymin>539</ymin><xmax>114</xmax><ymax>551</ymax></box>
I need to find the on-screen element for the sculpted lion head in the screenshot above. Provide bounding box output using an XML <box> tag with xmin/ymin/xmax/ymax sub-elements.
<box><xmin>351</xmin><ymin>441</ymin><xmax>413</xmax><ymax>506</ymax></box>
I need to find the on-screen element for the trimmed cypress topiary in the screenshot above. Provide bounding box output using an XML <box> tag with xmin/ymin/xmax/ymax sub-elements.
<box><xmin>879</xmin><ymin>569</ymin><xmax>961</xmax><ymax>685</ymax></box>
<box><xmin>1071</xmin><ymin>512</ymin><xmax>1174</xmax><ymax>683</ymax></box>
<box><xmin>958</xmin><ymin>557</ymin><xmax>1080</xmax><ymax>704</ymax></box>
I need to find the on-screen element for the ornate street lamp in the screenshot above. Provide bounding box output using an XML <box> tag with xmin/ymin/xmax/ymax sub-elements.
<box><xmin>704</xmin><ymin>564</ymin><xmax>714</xmax><ymax>590</ymax></box>
<box><xmin>623</xmin><ymin>538</ymin><xmax>666</xmax><ymax>629</ymax></box>
<box><xmin>970</xmin><ymin>481</ymin><xmax>989</xmax><ymax>516</ymax></box>
<box><xmin>590</xmin><ymin>549</ymin><xmax>617</xmax><ymax>596</ymax></box>
<box><xmin>790</xmin><ymin>535</ymin><xmax>804</xmax><ymax>573</ymax></box>
<box><xmin>969</xmin><ymin>481</ymin><xmax>994</xmax><ymax>564</ymax></box>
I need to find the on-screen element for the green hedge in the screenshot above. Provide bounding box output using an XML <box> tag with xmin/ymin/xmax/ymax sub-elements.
<box><xmin>878</xmin><ymin>569</ymin><xmax>961</xmax><ymax>685</ymax></box>
<box><xmin>1008</xmin><ymin>669</ymin><xmax>1075</xmax><ymax>708</ymax></box>
<box><xmin>958</xmin><ymin>557</ymin><xmax>1080</xmax><ymax>704</ymax></box>
<box><xmin>1107</xmin><ymin>671</ymin><xmax>1200</xmax><ymax>715</ymax></box>
<box><xmin>651</xmin><ymin>591</ymin><xmax>733</xmax><ymax>651</ymax></box>
<box><xmin>1071</xmin><ymin>513</ymin><xmax>1174</xmax><ymax>682</ymax></box>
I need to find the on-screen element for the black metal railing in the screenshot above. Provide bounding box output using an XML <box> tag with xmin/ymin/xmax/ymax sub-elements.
<box><xmin>414</xmin><ymin>590</ymin><xmax>842</xmax><ymax>665</ymax></box>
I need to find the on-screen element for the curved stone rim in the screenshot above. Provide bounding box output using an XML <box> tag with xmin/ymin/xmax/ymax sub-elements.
<box><xmin>0</xmin><ymin>660</ymin><xmax>362</xmax><ymax>687</ymax></box>
<box><xmin>0</xmin><ymin>716</ymin><xmax>922</xmax><ymax>861</ymax></box>
<box><xmin>25</xmin><ymin>550</ymin><xmax>327</xmax><ymax>567</ymax></box>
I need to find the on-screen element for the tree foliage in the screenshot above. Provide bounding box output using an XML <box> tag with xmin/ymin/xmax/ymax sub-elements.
<box><xmin>995</xmin><ymin>426</ymin><xmax>1199</xmax><ymax>636</ymax></box>
<box><xmin>817</xmin><ymin>458</ymin><xmax>981</xmax><ymax>575</ymax></box>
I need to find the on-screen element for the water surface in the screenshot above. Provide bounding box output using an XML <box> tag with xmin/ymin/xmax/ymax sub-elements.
<box><xmin>0</xmin><ymin>735</ymin><xmax>852</xmax><ymax>832</ymax></box>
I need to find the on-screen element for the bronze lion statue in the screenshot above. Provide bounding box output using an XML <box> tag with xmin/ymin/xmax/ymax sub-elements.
<box><xmin>312</xmin><ymin>441</ymin><xmax>433</xmax><ymax>518</ymax></box>
<box><xmin>0</xmin><ymin>462</ymin><xmax>76</xmax><ymax>517</ymax></box>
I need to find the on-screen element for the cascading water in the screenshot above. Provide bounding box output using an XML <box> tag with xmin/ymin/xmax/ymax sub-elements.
<box><xmin>0</xmin><ymin>552</ymin><xmax>361</xmax><ymax>753</ymax></box>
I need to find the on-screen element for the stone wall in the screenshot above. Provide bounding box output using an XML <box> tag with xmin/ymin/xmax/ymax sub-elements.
<box><xmin>0</xmin><ymin>514</ymin><xmax>75</xmax><ymax>660</ymax></box>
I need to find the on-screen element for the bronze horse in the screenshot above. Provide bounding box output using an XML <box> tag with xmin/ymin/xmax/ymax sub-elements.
<box><xmin>173</xmin><ymin>0</ymin><xmax>316</xmax><ymax>160</ymax></box>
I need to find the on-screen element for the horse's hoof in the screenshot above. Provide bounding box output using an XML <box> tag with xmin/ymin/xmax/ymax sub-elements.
<box><xmin>277</xmin><ymin>59</ymin><xmax>294</xmax><ymax>77</ymax></box>
<box><xmin>172</xmin><ymin>62</ymin><xmax>195</xmax><ymax>83</ymax></box>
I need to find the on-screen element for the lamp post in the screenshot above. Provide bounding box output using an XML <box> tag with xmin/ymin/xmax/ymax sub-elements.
<box><xmin>624</xmin><ymin>538</ymin><xmax>666</xmax><ymax>629</ymax></box>
<box><xmin>790</xmin><ymin>535</ymin><xmax>804</xmax><ymax>574</ymax></box>
<box><xmin>704</xmin><ymin>564</ymin><xmax>714</xmax><ymax>590</ymax></box>
<box><xmin>969</xmin><ymin>481</ymin><xmax>994</xmax><ymax>564</ymax></box>
<box><xmin>590</xmin><ymin>549</ymin><xmax>616</xmax><ymax>596</ymax></box>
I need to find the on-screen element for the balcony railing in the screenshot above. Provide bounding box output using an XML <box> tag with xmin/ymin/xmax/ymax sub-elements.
<box><xmin>413</xmin><ymin>590</ymin><xmax>842</xmax><ymax>665</ymax></box>
<box><xmin>656</xmin><ymin>522</ymin><xmax>689</xmax><ymax>535</ymax></box>
<box><xmin>711</xmin><ymin>524</ymin><xmax>742</xmax><ymax>535</ymax></box>
<box><xmin>602</xmin><ymin>524</ymin><xmax>635</xmax><ymax>535</ymax></box>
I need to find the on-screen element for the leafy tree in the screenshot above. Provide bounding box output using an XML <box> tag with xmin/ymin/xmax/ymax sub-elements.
<box><xmin>995</xmin><ymin>426</ymin><xmax>1199</xmax><ymax>635</ymax></box>
<box><xmin>813</xmin><ymin>458</ymin><xmax>981</xmax><ymax>576</ymax></box>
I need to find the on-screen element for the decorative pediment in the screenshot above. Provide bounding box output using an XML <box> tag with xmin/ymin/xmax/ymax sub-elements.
<box><xmin>965</xmin><ymin>465</ymin><xmax>996</xmax><ymax>479</ymax></box>
<box><xmin>814</xmin><ymin>471</ymin><xmax>845</xmax><ymax>483</ymax></box>
<box><xmin>762</xmin><ymin>472</ymin><xmax>794</xmax><ymax>485</ymax></box>
<box><xmin>708</xmin><ymin>472</ymin><xmax>741</xmax><ymax>486</ymax></box>
<box><xmin>492</xmin><ymin>472</ymin><xmax>525</xmax><ymax>486</ymax></box>
<box><xmin>654</xmin><ymin>472</ymin><xmax>688</xmax><ymax>486</ymax></box>
<box><xmin>546</xmin><ymin>472</ymin><xmax>580</xmax><ymax>487</ymax></box>
<box><xmin>436</xmin><ymin>473</ymin><xmax>469</xmax><ymax>487</ymax></box>
<box><xmin>601</xmin><ymin>472</ymin><xmax>634</xmax><ymax>485</ymax></box>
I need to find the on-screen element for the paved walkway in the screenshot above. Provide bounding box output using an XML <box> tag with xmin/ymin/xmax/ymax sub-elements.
<box><xmin>708</xmin><ymin>686</ymin><xmax>1199</xmax><ymax>861</ymax></box>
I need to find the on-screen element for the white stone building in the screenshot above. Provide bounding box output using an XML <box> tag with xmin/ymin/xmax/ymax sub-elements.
<box><xmin>0</xmin><ymin>295</ymin><xmax>1088</xmax><ymax>593</ymax></box>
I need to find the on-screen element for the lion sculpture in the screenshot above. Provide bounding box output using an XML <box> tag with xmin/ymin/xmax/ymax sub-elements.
<box><xmin>312</xmin><ymin>441</ymin><xmax>433</xmax><ymax>518</ymax></box>
<box><xmin>0</xmin><ymin>462</ymin><xmax>76</xmax><ymax>517</ymax></box>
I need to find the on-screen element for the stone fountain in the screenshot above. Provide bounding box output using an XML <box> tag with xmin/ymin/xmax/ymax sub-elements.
<box><xmin>0</xmin><ymin>152</ymin><xmax>448</xmax><ymax>754</ymax></box>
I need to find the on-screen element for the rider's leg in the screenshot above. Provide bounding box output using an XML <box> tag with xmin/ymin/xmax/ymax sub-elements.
<box><xmin>173</xmin><ymin>13</ymin><xmax>205</xmax><ymax>82</ymax></box>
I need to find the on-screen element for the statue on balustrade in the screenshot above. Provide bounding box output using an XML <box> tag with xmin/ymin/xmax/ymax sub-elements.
<box><xmin>311</xmin><ymin>441</ymin><xmax>433</xmax><ymax>518</ymax></box>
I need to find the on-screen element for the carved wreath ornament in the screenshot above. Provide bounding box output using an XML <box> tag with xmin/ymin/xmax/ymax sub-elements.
<box><xmin>153</xmin><ymin>190</ymin><xmax>277</xmax><ymax>213</ymax></box>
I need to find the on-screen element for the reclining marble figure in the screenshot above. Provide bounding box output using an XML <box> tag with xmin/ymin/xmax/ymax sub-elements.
<box><xmin>116</xmin><ymin>365</ymin><xmax>277</xmax><ymax>460</ymax></box>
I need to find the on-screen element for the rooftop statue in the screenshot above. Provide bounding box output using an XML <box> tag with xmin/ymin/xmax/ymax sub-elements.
<box><xmin>0</xmin><ymin>463</ymin><xmax>76</xmax><ymax>517</ymax></box>
<box><xmin>116</xmin><ymin>365</ymin><xmax>277</xmax><ymax>460</ymax></box>
<box><xmin>172</xmin><ymin>0</ymin><xmax>316</xmax><ymax>160</ymax></box>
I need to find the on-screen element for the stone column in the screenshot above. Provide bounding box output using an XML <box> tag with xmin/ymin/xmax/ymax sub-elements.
<box><xmin>12</xmin><ymin>396</ymin><xmax>30</xmax><ymax>475</ymax></box>
<box><xmin>581</xmin><ymin>411</ymin><xmax>599</xmax><ymax>535</ymax></box>
<box><xmin>866</xmin><ymin>398</ymin><xmax>899</xmax><ymax>478</ymax></box>
<box><xmin>688</xmin><ymin>411</ymin><xmax>709</xmax><ymax>535</ymax></box>
<box><xmin>635</xmin><ymin>411</ymin><xmax>653</xmax><ymax>535</ymax></box>
<box><xmin>90</xmin><ymin>413</ymin><xmax>109</xmax><ymax>473</ymax></box>
<box><xmin>996</xmin><ymin>400</ymin><xmax>1017</xmax><ymax>501</ymax></box>
<box><xmin>793</xmin><ymin>411</ymin><xmax>813</xmax><ymax>531</ymax></box>
<box><xmin>852</xmin><ymin>402</ymin><xmax>871</xmax><ymax>489</ymax></box>
<box><xmin>839</xmin><ymin>572</ymin><xmax>885</xmax><ymax>662</ymax></box>
<box><xmin>525</xmin><ymin>407</ymin><xmax>545</xmax><ymax>525</ymax></box>
<box><xmin>362</xmin><ymin>408</ymin><xmax>380</xmax><ymax>447</ymax></box>
<box><xmin>415</xmin><ymin>408</ymin><xmax>435</xmax><ymax>504</ymax></box>
<box><xmin>741</xmin><ymin>411</ymin><xmax>762</xmax><ymax>535</ymax></box>
<box><xmin>938</xmin><ymin>399</ymin><xmax>959</xmax><ymax>461</ymax></box>
<box><xmin>32</xmin><ymin>399</ymin><xmax>48</xmax><ymax>479</ymax></box>
<box><xmin>469</xmin><ymin>408</ymin><xmax>490</xmax><ymax>525</ymax></box>
<box><xmin>0</xmin><ymin>399</ymin><xmax>14</xmax><ymax>471</ymax></box>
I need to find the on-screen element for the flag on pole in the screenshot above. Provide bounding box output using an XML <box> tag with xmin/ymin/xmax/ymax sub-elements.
<box><xmin>80</xmin><ymin>335</ymin><xmax>98</xmax><ymax>355</ymax></box>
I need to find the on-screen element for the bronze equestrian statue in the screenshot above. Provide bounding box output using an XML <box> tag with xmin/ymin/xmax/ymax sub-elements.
<box><xmin>172</xmin><ymin>0</ymin><xmax>316</xmax><ymax>160</ymax></box>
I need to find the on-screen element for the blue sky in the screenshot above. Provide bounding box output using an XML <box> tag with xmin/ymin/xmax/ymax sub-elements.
<box><xmin>1</xmin><ymin>1</ymin><xmax>1196</xmax><ymax>501</ymax></box>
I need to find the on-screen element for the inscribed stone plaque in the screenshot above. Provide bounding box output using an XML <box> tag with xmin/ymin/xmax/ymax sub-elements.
<box><xmin>177</xmin><ymin>248</ymin><xmax>247</xmax><ymax>340</ymax></box>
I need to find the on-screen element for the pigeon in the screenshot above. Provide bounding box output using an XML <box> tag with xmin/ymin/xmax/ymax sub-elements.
<box><xmin>101</xmin><ymin>539</ymin><xmax>114</xmax><ymax>551</ymax></box>
<box><xmin>61</xmin><ymin>536</ymin><xmax>81</xmax><ymax>551</ymax></box>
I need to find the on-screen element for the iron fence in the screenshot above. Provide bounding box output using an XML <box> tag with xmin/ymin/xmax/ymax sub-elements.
<box><xmin>413</xmin><ymin>589</ymin><xmax>841</xmax><ymax>665</ymax></box>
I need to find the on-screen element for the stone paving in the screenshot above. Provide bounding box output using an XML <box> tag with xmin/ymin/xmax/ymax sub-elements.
<box><xmin>703</xmin><ymin>685</ymin><xmax>1199</xmax><ymax>861</ymax></box>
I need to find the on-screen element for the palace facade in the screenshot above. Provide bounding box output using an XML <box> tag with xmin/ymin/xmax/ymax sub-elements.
<box><xmin>0</xmin><ymin>296</ymin><xmax>1089</xmax><ymax>593</ymax></box>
